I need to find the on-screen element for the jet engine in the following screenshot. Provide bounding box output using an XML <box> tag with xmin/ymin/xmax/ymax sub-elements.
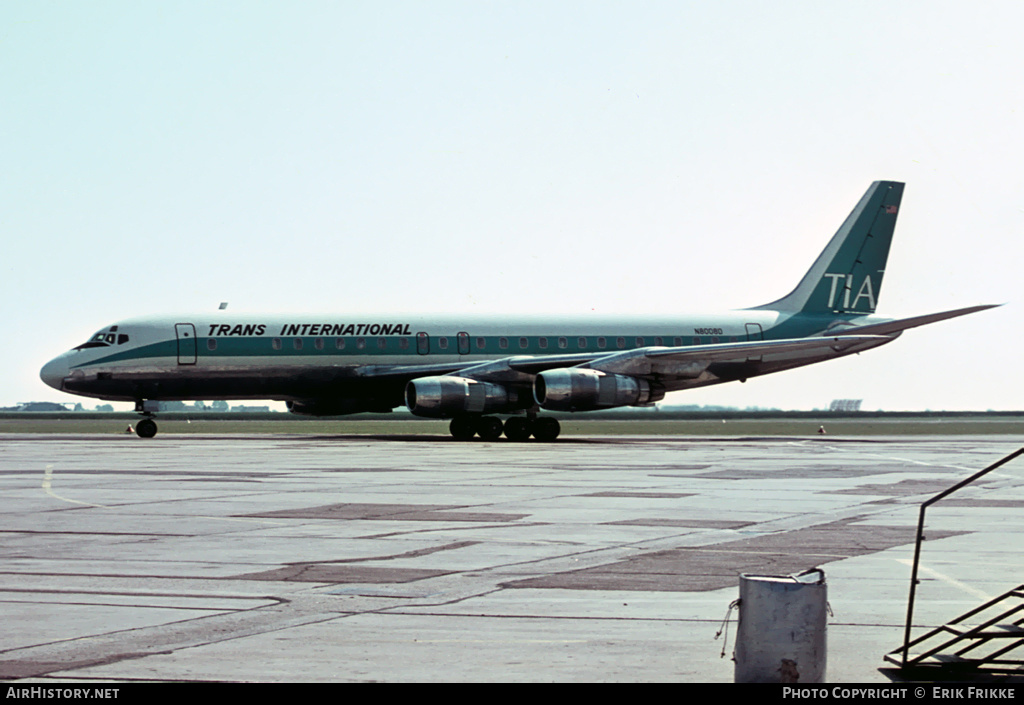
<box><xmin>405</xmin><ymin>376</ymin><xmax>523</xmax><ymax>418</ymax></box>
<box><xmin>533</xmin><ymin>368</ymin><xmax>664</xmax><ymax>411</ymax></box>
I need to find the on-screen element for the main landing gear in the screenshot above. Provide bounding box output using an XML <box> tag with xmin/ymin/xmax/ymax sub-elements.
<box><xmin>448</xmin><ymin>415</ymin><xmax>560</xmax><ymax>442</ymax></box>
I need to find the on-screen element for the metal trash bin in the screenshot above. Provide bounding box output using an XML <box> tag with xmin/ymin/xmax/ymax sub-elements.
<box><xmin>734</xmin><ymin>568</ymin><xmax>827</xmax><ymax>683</ymax></box>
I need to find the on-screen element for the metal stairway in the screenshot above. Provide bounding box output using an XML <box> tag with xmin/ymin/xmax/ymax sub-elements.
<box><xmin>887</xmin><ymin>447</ymin><xmax>1024</xmax><ymax>677</ymax></box>
<box><xmin>886</xmin><ymin>584</ymin><xmax>1024</xmax><ymax>674</ymax></box>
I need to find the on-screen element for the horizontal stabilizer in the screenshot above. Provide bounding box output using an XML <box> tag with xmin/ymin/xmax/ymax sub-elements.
<box><xmin>829</xmin><ymin>304</ymin><xmax>1000</xmax><ymax>337</ymax></box>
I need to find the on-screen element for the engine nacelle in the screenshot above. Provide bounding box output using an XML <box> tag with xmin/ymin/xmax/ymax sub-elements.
<box><xmin>405</xmin><ymin>376</ymin><xmax>522</xmax><ymax>418</ymax></box>
<box><xmin>533</xmin><ymin>368</ymin><xmax>664</xmax><ymax>411</ymax></box>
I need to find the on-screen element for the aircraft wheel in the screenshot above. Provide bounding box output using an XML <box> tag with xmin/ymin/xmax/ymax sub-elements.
<box><xmin>503</xmin><ymin>417</ymin><xmax>532</xmax><ymax>442</ymax></box>
<box><xmin>449</xmin><ymin>417</ymin><xmax>477</xmax><ymax>441</ymax></box>
<box><xmin>477</xmin><ymin>416</ymin><xmax>504</xmax><ymax>441</ymax></box>
<box><xmin>136</xmin><ymin>418</ymin><xmax>158</xmax><ymax>438</ymax></box>
<box><xmin>532</xmin><ymin>417</ymin><xmax>560</xmax><ymax>442</ymax></box>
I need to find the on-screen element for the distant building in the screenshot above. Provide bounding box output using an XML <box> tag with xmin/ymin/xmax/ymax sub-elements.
<box><xmin>16</xmin><ymin>402</ymin><xmax>74</xmax><ymax>411</ymax></box>
<box><xmin>230</xmin><ymin>405</ymin><xmax>271</xmax><ymax>413</ymax></box>
<box><xmin>829</xmin><ymin>399</ymin><xmax>863</xmax><ymax>412</ymax></box>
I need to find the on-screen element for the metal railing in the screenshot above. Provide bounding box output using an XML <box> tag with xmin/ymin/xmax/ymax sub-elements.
<box><xmin>896</xmin><ymin>446</ymin><xmax>1024</xmax><ymax>669</ymax></box>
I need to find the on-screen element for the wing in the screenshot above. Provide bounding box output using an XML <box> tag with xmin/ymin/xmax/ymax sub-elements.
<box><xmin>582</xmin><ymin>335</ymin><xmax>891</xmax><ymax>379</ymax></box>
<box><xmin>358</xmin><ymin>334</ymin><xmax>892</xmax><ymax>386</ymax></box>
<box><xmin>287</xmin><ymin>303</ymin><xmax>996</xmax><ymax>416</ymax></box>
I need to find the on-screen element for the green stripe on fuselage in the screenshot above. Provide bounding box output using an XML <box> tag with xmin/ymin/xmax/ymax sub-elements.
<box><xmin>74</xmin><ymin>316</ymin><xmax>850</xmax><ymax>369</ymax></box>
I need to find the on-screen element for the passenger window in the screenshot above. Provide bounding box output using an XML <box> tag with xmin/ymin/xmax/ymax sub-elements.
<box><xmin>272</xmin><ymin>338</ymin><xmax>282</xmax><ymax>350</ymax></box>
<box><xmin>356</xmin><ymin>338</ymin><xmax>366</xmax><ymax>350</ymax></box>
<box><xmin>315</xmin><ymin>338</ymin><xmax>324</xmax><ymax>350</ymax></box>
<box><xmin>399</xmin><ymin>337</ymin><xmax>409</xmax><ymax>350</ymax></box>
<box><xmin>616</xmin><ymin>337</ymin><xmax>625</xmax><ymax>349</ymax></box>
<box><xmin>635</xmin><ymin>337</ymin><xmax>644</xmax><ymax>347</ymax></box>
<box><xmin>538</xmin><ymin>337</ymin><xmax>548</xmax><ymax>349</ymax></box>
<box><xmin>578</xmin><ymin>337</ymin><xmax>587</xmax><ymax>349</ymax></box>
<box><xmin>476</xmin><ymin>337</ymin><xmax>486</xmax><ymax>350</ymax></box>
<box><xmin>558</xmin><ymin>337</ymin><xmax>567</xmax><ymax>349</ymax></box>
<box><xmin>207</xmin><ymin>339</ymin><xmax>217</xmax><ymax>351</ymax></box>
<box><xmin>519</xmin><ymin>337</ymin><xmax>528</xmax><ymax>349</ymax></box>
<box><xmin>438</xmin><ymin>337</ymin><xmax>448</xmax><ymax>350</ymax></box>
<box><xmin>597</xmin><ymin>337</ymin><xmax>606</xmax><ymax>349</ymax></box>
<box><xmin>335</xmin><ymin>338</ymin><xmax>346</xmax><ymax>350</ymax></box>
<box><xmin>294</xmin><ymin>338</ymin><xmax>303</xmax><ymax>351</ymax></box>
<box><xmin>499</xmin><ymin>337</ymin><xmax>508</xmax><ymax>349</ymax></box>
<box><xmin>377</xmin><ymin>337</ymin><xmax>386</xmax><ymax>349</ymax></box>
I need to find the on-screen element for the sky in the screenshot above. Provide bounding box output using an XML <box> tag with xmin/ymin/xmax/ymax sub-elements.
<box><xmin>2</xmin><ymin>1</ymin><xmax>1022</xmax><ymax>411</ymax></box>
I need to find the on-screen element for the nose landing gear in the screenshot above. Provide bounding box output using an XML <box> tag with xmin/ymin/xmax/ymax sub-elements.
<box><xmin>133</xmin><ymin>400</ymin><xmax>159</xmax><ymax>438</ymax></box>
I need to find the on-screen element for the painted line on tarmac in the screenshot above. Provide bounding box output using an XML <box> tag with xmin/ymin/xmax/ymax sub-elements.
<box><xmin>42</xmin><ymin>464</ymin><xmax>109</xmax><ymax>508</ymax></box>
<box><xmin>40</xmin><ymin>464</ymin><xmax>286</xmax><ymax>525</ymax></box>
<box><xmin>896</xmin><ymin>558</ymin><xmax>993</xmax><ymax>601</ymax></box>
<box><xmin>787</xmin><ymin>440</ymin><xmax>977</xmax><ymax>472</ymax></box>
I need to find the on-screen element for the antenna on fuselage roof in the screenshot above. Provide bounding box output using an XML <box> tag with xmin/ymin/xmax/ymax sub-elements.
<box><xmin>219</xmin><ymin>302</ymin><xmax>228</xmax><ymax>310</ymax></box>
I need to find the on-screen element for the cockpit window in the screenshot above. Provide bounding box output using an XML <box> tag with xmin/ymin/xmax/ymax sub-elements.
<box><xmin>73</xmin><ymin>329</ymin><xmax>124</xmax><ymax>350</ymax></box>
<box><xmin>73</xmin><ymin>332</ymin><xmax>111</xmax><ymax>350</ymax></box>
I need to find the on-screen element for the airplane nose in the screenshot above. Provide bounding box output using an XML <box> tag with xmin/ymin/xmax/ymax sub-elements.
<box><xmin>40</xmin><ymin>356</ymin><xmax>70</xmax><ymax>391</ymax></box>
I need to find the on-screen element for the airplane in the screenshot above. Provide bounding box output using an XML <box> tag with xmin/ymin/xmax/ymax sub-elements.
<box><xmin>40</xmin><ymin>180</ymin><xmax>996</xmax><ymax>441</ymax></box>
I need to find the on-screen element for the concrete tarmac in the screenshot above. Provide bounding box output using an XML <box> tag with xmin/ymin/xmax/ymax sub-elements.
<box><xmin>2</xmin><ymin>433</ymin><xmax>1023</xmax><ymax>683</ymax></box>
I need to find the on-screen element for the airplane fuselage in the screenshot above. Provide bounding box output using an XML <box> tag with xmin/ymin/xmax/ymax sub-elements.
<box><xmin>40</xmin><ymin>309</ymin><xmax>887</xmax><ymax>408</ymax></box>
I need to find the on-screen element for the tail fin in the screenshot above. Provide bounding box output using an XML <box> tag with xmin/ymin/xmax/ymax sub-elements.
<box><xmin>752</xmin><ymin>181</ymin><xmax>904</xmax><ymax>314</ymax></box>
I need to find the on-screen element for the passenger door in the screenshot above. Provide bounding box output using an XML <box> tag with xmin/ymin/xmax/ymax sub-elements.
<box><xmin>745</xmin><ymin>323</ymin><xmax>764</xmax><ymax>362</ymax></box>
<box><xmin>175</xmin><ymin>323</ymin><xmax>197</xmax><ymax>365</ymax></box>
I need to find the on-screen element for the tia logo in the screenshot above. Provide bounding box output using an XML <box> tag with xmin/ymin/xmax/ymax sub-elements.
<box><xmin>822</xmin><ymin>273</ymin><xmax>877</xmax><ymax>311</ymax></box>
